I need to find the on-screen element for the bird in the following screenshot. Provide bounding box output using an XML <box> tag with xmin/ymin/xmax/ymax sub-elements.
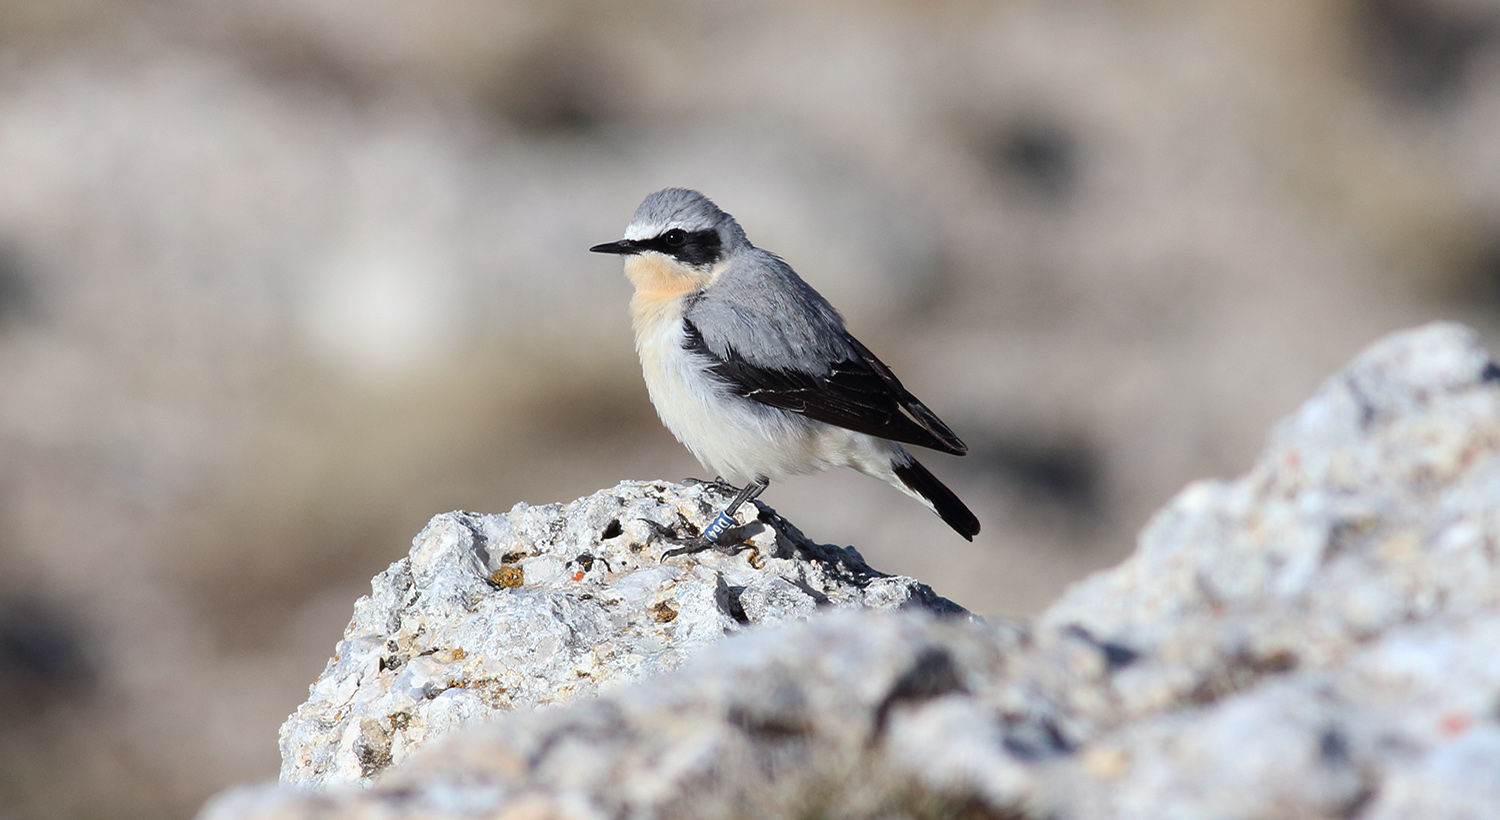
<box><xmin>590</xmin><ymin>188</ymin><xmax>979</xmax><ymax>547</ymax></box>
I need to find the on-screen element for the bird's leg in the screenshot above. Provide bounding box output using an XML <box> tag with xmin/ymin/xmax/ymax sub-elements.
<box><xmin>646</xmin><ymin>476</ymin><xmax>769</xmax><ymax>558</ymax></box>
<box><xmin>702</xmin><ymin>476</ymin><xmax>769</xmax><ymax>543</ymax></box>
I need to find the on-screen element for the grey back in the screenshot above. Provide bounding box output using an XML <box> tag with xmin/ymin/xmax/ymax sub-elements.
<box><xmin>688</xmin><ymin>247</ymin><xmax>853</xmax><ymax>375</ymax></box>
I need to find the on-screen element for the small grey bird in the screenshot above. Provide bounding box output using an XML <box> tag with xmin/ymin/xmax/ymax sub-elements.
<box><xmin>591</xmin><ymin>188</ymin><xmax>979</xmax><ymax>544</ymax></box>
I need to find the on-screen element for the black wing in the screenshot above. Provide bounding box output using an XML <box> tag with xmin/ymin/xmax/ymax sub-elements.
<box><xmin>682</xmin><ymin>319</ymin><xmax>968</xmax><ymax>455</ymax></box>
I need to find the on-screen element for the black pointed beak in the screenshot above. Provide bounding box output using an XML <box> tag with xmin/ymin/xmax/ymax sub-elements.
<box><xmin>589</xmin><ymin>239</ymin><xmax>641</xmax><ymax>255</ymax></box>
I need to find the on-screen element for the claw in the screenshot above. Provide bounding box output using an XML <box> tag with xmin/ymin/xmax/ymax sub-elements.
<box><xmin>642</xmin><ymin>519</ymin><xmax>765</xmax><ymax>559</ymax></box>
<box><xmin>664</xmin><ymin>534</ymin><xmax>760</xmax><ymax>559</ymax></box>
<box><xmin>640</xmin><ymin>519</ymin><xmax>688</xmax><ymax>543</ymax></box>
<box><xmin>681</xmin><ymin>476</ymin><xmax>737</xmax><ymax>494</ymax></box>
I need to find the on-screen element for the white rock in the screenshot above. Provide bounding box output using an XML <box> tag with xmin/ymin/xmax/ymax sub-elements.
<box><xmin>276</xmin><ymin>479</ymin><xmax>964</xmax><ymax>787</ymax></box>
<box><xmin>206</xmin><ymin>323</ymin><xmax>1500</xmax><ymax>820</ymax></box>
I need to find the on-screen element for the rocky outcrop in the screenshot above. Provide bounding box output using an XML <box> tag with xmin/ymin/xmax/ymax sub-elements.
<box><xmin>204</xmin><ymin>323</ymin><xmax>1500</xmax><ymax>820</ymax></box>
<box><xmin>277</xmin><ymin>479</ymin><xmax>963</xmax><ymax>787</ymax></box>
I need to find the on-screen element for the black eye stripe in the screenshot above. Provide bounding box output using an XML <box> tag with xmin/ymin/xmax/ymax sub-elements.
<box><xmin>638</xmin><ymin>228</ymin><xmax>723</xmax><ymax>267</ymax></box>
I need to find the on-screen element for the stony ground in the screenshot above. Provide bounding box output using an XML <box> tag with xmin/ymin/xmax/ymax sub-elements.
<box><xmin>278</xmin><ymin>480</ymin><xmax>961</xmax><ymax>786</ymax></box>
<box><xmin>205</xmin><ymin>324</ymin><xmax>1500</xmax><ymax>819</ymax></box>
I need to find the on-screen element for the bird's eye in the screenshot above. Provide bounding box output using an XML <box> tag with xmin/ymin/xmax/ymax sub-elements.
<box><xmin>662</xmin><ymin>229</ymin><xmax>688</xmax><ymax>247</ymax></box>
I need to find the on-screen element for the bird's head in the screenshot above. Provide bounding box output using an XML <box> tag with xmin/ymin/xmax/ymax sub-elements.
<box><xmin>590</xmin><ymin>188</ymin><xmax>748</xmax><ymax>271</ymax></box>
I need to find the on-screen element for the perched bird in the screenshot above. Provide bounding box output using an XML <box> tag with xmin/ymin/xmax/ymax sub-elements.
<box><xmin>591</xmin><ymin>188</ymin><xmax>979</xmax><ymax>545</ymax></box>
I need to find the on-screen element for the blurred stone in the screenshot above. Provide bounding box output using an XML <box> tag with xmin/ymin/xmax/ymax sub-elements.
<box><xmin>11</xmin><ymin>2</ymin><xmax>1500</xmax><ymax>817</ymax></box>
<box><xmin>1354</xmin><ymin>0</ymin><xmax>1500</xmax><ymax>106</ymax></box>
<box><xmin>1038</xmin><ymin>321</ymin><xmax>1500</xmax><ymax>818</ymax></box>
<box><xmin>0</xmin><ymin>595</ymin><xmax>94</xmax><ymax>701</ymax></box>
<box><xmin>205</xmin><ymin>323</ymin><xmax>1500</xmax><ymax>819</ymax></box>
<box><xmin>213</xmin><ymin>610</ymin><xmax>1021</xmax><ymax>820</ymax></box>
<box><xmin>278</xmin><ymin>479</ymin><xmax>964</xmax><ymax>787</ymax></box>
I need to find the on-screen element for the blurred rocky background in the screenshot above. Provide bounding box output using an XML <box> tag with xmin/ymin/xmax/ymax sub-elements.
<box><xmin>2</xmin><ymin>0</ymin><xmax>1500</xmax><ymax>817</ymax></box>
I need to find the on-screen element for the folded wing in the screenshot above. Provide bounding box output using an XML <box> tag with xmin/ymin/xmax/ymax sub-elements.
<box><xmin>682</xmin><ymin>318</ymin><xmax>968</xmax><ymax>456</ymax></box>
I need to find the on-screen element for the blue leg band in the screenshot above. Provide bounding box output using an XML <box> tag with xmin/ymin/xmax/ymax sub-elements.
<box><xmin>703</xmin><ymin>512</ymin><xmax>735</xmax><ymax>542</ymax></box>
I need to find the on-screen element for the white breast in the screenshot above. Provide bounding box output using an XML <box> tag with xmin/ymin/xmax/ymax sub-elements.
<box><xmin>633</xmin><ymin>308</ymin><xmax>869</xmax><ymax>485</ymax></box>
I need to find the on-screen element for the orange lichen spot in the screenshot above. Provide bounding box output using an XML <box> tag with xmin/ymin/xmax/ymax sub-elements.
<box><xmin>572</xmin><ymin>570</ymin><xmax>587</xmax><ymax>582</ymax></box>
<box><xmin>1440</xmin><ymin>712</ymin><xmax>1473</xmax><ymax>737</ymax></box>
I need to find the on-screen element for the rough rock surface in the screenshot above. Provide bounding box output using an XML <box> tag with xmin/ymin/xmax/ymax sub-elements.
<box><xmin>206</xmin><ymin>323</ymin><xmax>1500</xmax><ymax>819</ymax></box>
<box><xmin>1032</xmin><ymin>321</ymin><xmax>1500</xmax><ymax>818</ymax></box>
<box><xmin>277</xmin><ymin>480</ymin><xmax>964</xmax><ymax>787</ymax></box>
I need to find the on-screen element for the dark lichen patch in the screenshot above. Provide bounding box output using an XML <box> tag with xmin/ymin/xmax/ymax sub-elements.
<box><xmin>1188</xmin><ymin>648</ymin><xmax>1300</xmax><ymax>705</ymax></box>
<box><xmin>446</xmin><ymin>677</ymin><xmax>511</xmax><ymax>710</ymax></box>
<box><xmin>490</xmin><ymin>566</ymin><xmax>525</xmax><ymax>588</ymax></box>
<box><xmin>378</xmin><ymin>655</ymin><xmax>405</xmax><ymax>673</ymax></box>
<box><xmin>500</xmin><ymin>551</ymin><xmax>526</xmax><ymax>564</ymax></box>
<box><xmin>650</xmin><ymin>601</ymin><xmax>678</xmax><ymax>623</ymax></box>
<box><xmin>354</xmin><ymin>727</ymin><xmax>392</xmax><ymax>778</ymax></box>
<box><xmin>602</xmin><ymin>519</ymin><xmax>624</xmax><ymax>539</ymax></box>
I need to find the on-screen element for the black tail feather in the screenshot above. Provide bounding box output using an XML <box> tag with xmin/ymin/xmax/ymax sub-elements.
<box><xmin>893</xmin><ymin>457</ymin><xmax>980</xmax><ymax>541</ymax></box>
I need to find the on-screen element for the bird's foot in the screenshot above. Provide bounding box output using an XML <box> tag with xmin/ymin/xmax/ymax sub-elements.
<box><xmin>681</xmin><ymin>476</ymin><xmax>738</xmax><ymax>494</ymax></box>
<box><xmin>642</xmin><ymin>519</ymin><xmax>764</xmax><ymax>558</ymax></box>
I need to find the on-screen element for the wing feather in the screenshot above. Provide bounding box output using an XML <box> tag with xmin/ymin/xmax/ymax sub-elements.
<box><xmin>682</xmin><ymin>319</ymin><xmax>968</xmax><ymax>455</ymax></box>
